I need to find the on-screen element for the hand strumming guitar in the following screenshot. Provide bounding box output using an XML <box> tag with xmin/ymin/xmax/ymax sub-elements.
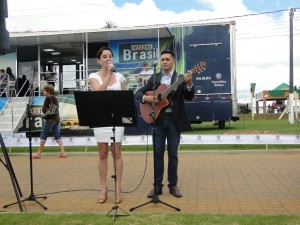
<box><xmin>144</xmin><ymin>95</ymin><xmax>160</xmax><ymax>104</ymax></box>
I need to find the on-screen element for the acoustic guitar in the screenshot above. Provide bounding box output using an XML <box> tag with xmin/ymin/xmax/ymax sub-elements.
<box><xmin>140</xmin><ymin>61</ymin><xmax>207</xmax><ymax>124</ymax></box>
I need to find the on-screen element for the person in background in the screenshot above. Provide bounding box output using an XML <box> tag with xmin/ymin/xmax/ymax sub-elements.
<box><xmin>135</xmin><ymin>49</ymin><xmax>194</xmax><ymax>199</ymax></box>
<box><xmin>0</xmin><ymin>68</ymin><xmax>5</xmax><ymax>77</ymax></box>
<box><xmin>267</xmin><ymin>104</ymin><xmax>273</xmax><ymax>113</ymax></box>
<box><xmin>6</xmin><ymin>67</ymin><xmax>15</xmax><ymax>81</ymax></box>
<box><xmin>272</xmin><ymin>101</ymin><xmax>277</xmax><ymax>113</ymax></box>
<box><xmin>19</xmin><ymin>75</ymin><xmax>30</xmax><ymax>96</ymax></box>
<box><xmin>4</xmin><ymin>67</ymin><xmax>15</xmax><ymax>97</ymax></box>
<box><xmin>32</xmin><ymin>84</ymin><xmax>66</xmax><ymax>159</ymax></box>
<box><xmin>0</xmin><ymin>69</ymin><xmax>7</xmax><ymax>94</ymax></box>
<box><xmin>46</xmin><ymin>65</ymin><xmax>56</xmax><ymax>87</ymax></box>
<box><xmin>89</xmin><ymin>46</ymin><xmax>127</xmax><ymax>204</ymax></box>
<box><xmin>140</xmin><ymin>62</ymin><xmax>154</xmax><ymax>75</ymax></box>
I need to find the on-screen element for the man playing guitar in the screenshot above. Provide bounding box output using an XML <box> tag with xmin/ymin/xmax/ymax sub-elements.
<box><xmin>135</xmin><ymin>49</ymin><xmax>195</xmax><ymax>199</ymax></box>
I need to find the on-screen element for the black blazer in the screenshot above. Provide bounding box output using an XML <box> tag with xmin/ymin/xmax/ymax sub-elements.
<box><xmin>135</xmin><ymin>70</ymin><xmax>194</xmax><ymax>132</ymax></box>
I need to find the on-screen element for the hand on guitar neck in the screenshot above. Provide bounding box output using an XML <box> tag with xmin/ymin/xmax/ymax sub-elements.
<box><xmin>183</xmin><ymin>72</ymin><xmax>193</xmax><ymax>86</ymax></box>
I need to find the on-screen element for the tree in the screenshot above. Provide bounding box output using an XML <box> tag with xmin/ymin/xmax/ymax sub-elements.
<box><xmin>103</xmin><ymin>20</ymin><xmax>117</xmax><ymax>28</ymax></box>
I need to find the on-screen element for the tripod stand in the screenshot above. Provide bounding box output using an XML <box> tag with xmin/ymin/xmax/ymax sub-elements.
<box><xmin>129</xmin><ymin>126</ymin><xmax>180</xmax><ymax>212</ymax></box>
<box><xmin>0</xmin><ymin>133</ymin><xmax>23</xmax><ymax>212</ymax></box>
<box><xmin>74</xmin><ymin>90</ymin><xmax>137</xmax><ymax>222</ymax></box>
<box><xmin>130</xmin><ymin>64</ymin><xmax>180</xmax><ymax>212</ymax></box>
<box><xmin>4</xmin><ymin>78</ymin><xmax>47</xmax><ymax>210</ymax></box>
<box><xmin>105</xmin><ymin>125</ymin><xmax>129</xmax><ymax>221</ymax></box>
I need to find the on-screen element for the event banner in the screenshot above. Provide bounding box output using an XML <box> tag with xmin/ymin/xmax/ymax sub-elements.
<box><xmin>19</xmin><ymin>95</ymin><xmax>91</xmax><ymax>136</ymax></box>
<box><xmin>109</xmin><ymin>38</ymin><xmax>159</xmax><ymax>74</ymax></box>
<box><xmin>3</xmin><ymin>134</ymin><xmax>300</xmax><ymax>147</ymax></box>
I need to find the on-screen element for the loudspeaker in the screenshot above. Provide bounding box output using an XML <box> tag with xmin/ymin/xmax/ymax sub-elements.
<box><xmin>0</xmin><ymin>0</ymin><xmax>10</xmax><ymax>54</ymax></box>
<box><xmin>0</xmin><ymin>23</ymin><xmax>9</xmax><ymax>52</ymax></box>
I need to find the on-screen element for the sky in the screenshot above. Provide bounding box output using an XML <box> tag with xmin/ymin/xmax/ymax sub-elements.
<box><xmin>5</xmin><ymin>0</ymin><xmax>300</xmax><ymax>104</ymax></box>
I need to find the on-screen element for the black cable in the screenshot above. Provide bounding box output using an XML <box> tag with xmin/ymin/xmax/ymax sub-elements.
<box><xmin>36</xmin><ymin>124</ymin><xmax>151</xmax><ymax>196</ymax></box>
<box><xmin>122</xmin><ymin>124</ymin><xmax>150</xmax><ymax>194</ymax></box>
<box><xmin>37</xmin><ymin>188</ymin><xmax>100</xmax><ymax>196</ymax></box>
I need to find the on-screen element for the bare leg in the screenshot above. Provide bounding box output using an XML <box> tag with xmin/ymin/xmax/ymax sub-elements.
<box><xmin>98</xmin><ymin>142</ymin><xmax>108</xmax><ymax>203</ymax></box>
<box><xmin>111</xmin><ymin>142</ymin><xmax>123</xmax><ymax>202</ymax></box>
<box><xmin>57</xmin><ymin>140</ymin><xmax>66</xmax><ymax>155</ymax></box>
<box><xmin>35</xmin><ymin>140</ymin><xmax>46</xmax><ymax>156</ymax></box>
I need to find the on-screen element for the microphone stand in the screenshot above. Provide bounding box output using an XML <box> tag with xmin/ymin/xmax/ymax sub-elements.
<box><xmin>106</xmin><ymin>113</ymin><xmax>129</xmax><ymax>223</ymax></box>
<box><xmin>4</xmin><ymin>72</ymin><xmax>48</xmax><ymax>210</ymax></box>
<box><xmin>1</xmin><ymin>133</ymin><xmax>23</xmax><ymax>212</ymax></box>
<box><xmin>130</xmin><ymin>63</ymin><xmax>180</xmax><ymax>212</ymax></box>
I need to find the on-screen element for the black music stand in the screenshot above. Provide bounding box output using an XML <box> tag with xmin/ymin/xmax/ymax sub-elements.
<box><xmin>4</xmin><ymin>73</ymin><xmax>47</xmax><ymax>211</ymax></box>
<box><xmin>74</xmin><ymin>90</ymin><xmax>137</xmax><ymax>223</ymax></box>
<box><xmin>0</xmin><ymin>133</ymin><xmax>23</xmax><ymax>212</ymax></box>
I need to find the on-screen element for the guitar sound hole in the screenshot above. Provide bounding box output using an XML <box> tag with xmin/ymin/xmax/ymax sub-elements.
<box><xmin>157</xmin><ymin>93</ymin><xmax>162</xmax><ymax>102</ymax></box>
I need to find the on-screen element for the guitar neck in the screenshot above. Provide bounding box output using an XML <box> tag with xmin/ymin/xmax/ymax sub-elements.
<box><xmin>158</xmin><ymin>61</ymin><xmax>206</xmax><ymax>99</ymax></box>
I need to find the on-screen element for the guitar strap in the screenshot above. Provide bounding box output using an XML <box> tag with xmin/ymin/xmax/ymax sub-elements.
<box><xmin>155</xmin><ymin>70</ymin><xmax>178</xmax><ymax>91</ymax></box>
<box><xmin>171</xmin><ymin>71</ymin><xmax>179</xmax><ymax>85</ymax></box>
<box><xmin>171</xmin><ymin>71</ymin><xmax>179</xmax><ymax>92</ymax></box>
<box><xmin>153</xmin><ymin>73</ymin><xmax>162</xmax><ymax>90</ymax></box>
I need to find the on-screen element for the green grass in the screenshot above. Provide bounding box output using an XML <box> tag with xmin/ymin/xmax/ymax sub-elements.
<box><xmin>7</xmin><ymin>143</ymin><xmax>300</xmax><ymax>153</ymax></box>
<box><xmin>0</xmin><ymin>213</ymin><xmax>300</xmax><ymax>225</ymax></box>
<box><xmin>188</xmin><ymin>118</ymin><xmax>300</xmax><ymax>134</ymax></box>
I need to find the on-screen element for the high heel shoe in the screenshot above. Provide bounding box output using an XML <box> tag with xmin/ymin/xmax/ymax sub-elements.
<box><xmin>97</xmin><ymin>189</ymin><xmax>107</xmax><ymax>204</ymax></box>
<box><xmin>114</xmin><ymin>190</ymin><xmax>122</xmax><ymax>204</ymax></box>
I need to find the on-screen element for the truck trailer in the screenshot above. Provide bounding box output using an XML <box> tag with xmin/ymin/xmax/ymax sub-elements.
<box><xmin>0</xmin><ymin>22</ymin><xmax>238</xmax><ymax>134</ymax></box>
<box><xmin>173</xmin><ymin>21</ymin><xmax>239</xmax><ymax>128</ymax></box>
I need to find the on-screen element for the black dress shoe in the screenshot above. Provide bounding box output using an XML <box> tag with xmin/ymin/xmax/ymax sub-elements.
<box><xmin>147</xmin><ymin>187</ymin><xmax>162</xmax><ymax>198</ymax></box>
<box><xmin>169</xmin><ymin>186</ymin><xmax>182</xmax><ymax>198</ymax></box>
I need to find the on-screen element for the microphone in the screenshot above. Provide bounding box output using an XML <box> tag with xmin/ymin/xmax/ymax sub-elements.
<box><xmin>107</xmin><ymin>61</ymin><xmax>116</xmax><ymax>72</ymax></box>
<box><xmin>152</xmin><ymin>61</ymin><xmax>158</xmax><ymax>67</ymax></box>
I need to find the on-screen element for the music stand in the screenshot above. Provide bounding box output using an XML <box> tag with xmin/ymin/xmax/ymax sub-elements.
<box><xmin>4</xmin><ymin>73</ymin><xmax>47</xmax><ymax>211</ymax></box>
<box><xmin>74</xmin><ymin>90</ymin><xmax>137</xmax><ymax>128</ymax></box>
<box><xmin>74</xmin><ymin>90</ymin><xmax>137</xmax><ymax>222</ymax></box>
<box><xmin>0</xmin><ymin>133</ymin><xmax>23</xmax><ymax>212</ymax></box>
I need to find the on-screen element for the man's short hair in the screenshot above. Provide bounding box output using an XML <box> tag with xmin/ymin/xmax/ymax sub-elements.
<box><xmin>161</xmin><ymin>50</ymin><xmax>176</xmax><ymax>59</ymax></box>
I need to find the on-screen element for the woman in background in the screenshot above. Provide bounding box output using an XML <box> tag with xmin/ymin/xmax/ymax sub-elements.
<box><xmin>32</xmin><ymin>84</ymin><xmax>66</xmax><ymax>159</ymax></box>
<box><xmin>6</xmin><ymin>67</ymin><xmax>15</xmax><ymax>81</ymax></box>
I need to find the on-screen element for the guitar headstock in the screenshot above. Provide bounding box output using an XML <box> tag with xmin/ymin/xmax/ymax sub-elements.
<box><xmin>190</xmin><ymin>61</ymin><xmax>207</xmax><ymax>74</ymax></box>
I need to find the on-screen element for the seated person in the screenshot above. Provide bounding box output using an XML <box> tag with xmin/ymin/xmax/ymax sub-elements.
<box><xmin>0</xmin><ymin>69</ymin><xmax>8</xmax><ymax>94</ymax></box>
<box><xmin>140</xmin><ymin>62</ymin><xmax>154</xmax><ymax>75</ymax></box>
<box><xmin>46</xmin><ymin>65</ymin><xmax>57</xmax><ymax>86</ymax></box>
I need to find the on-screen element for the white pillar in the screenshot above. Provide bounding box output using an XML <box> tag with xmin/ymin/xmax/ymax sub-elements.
<box><xmin>294</xmin><ymin>91</ymin><xmax>298</xmax><ymax>120</ymax></box>
<box><xmin>251</xmin><ymin>94</ymin><xmax>254</xmax><ymax>120</ymax></box>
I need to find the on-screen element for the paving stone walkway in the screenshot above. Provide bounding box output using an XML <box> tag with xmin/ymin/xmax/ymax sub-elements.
<box><xmin>0</xmin><ymin>151</ymin><xmax>300</xmax><ymax>214</ymax></box>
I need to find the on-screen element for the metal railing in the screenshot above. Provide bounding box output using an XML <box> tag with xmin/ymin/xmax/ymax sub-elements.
<box><xmin>0</xmin><ymin>74</ymin><xmax>31</xmax><ymax>133</ymax></box>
